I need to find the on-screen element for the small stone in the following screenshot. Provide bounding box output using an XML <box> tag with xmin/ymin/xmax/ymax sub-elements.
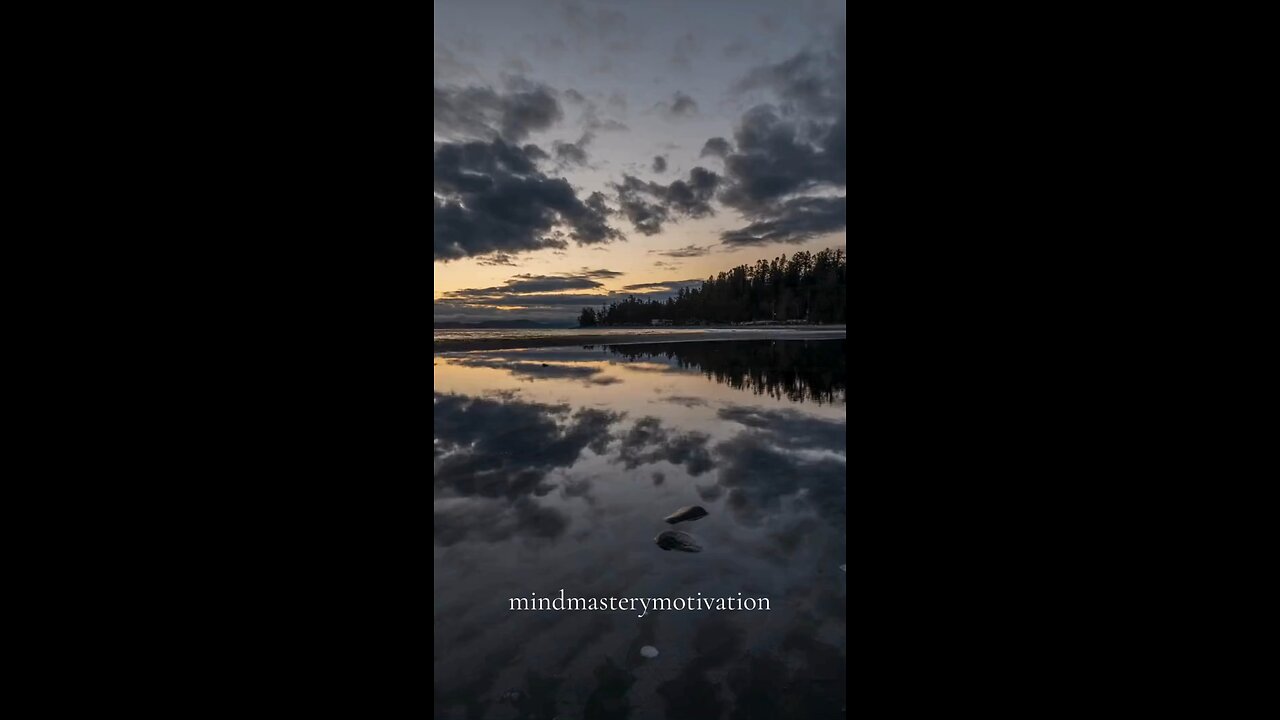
<box><xmin>655</xmin><ymin>530</ymin><xmax>702</xmax><ymax>552</ymax></box>
<box><xmin>640</xmin><ymin>645</ymin><xmax>659</xmax><ymax>658</ymax></box>
<box><xmin>839</xmin><ymin>564</ymin><xmax>846</xmax><ymax>572</ymax></box>
<box><xmin>663</xmin><ymin>505</ymin><xmax>709</xmax><ymax>524</ymax></box>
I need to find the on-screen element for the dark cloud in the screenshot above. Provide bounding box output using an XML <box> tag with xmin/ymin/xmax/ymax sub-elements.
<box><xmin>700</xmin><ymin>137</ymin><xmax>733</xmax><ymax>158</ymax></box>
<box><xmin>668</xmin><ymin>91</ymin><xmax>699</xmax><ymax>117</ymax></box>
<box><xmin>434</xmin><ymin>79</ymin><xmax>563</xmax><ymax>143</ymax></box>
<box><xmin>652</xmin><ymin>155</ymin><xmax>667</xmax><ymax>173</ymax></box>
<box><xmin>734</xmin><ymin>47</ymin><xmax>843</xmax><ymax>119</ymax></box>
<box><xmin>553</xmin><ymin>138</ymin><xmax>590</xmax><ymax>166</ymax></box>
<box><xmin>437</xmin><ymin>270</ymin><xmax>630</xmax><ymax>321</ymax></box>
<box><xmin>718</xmin><ymin>105</ymin><xmax>843</xmax><ymax>209</ymax></box>
<box><xmin>443</xmin><ymin>292</ymin><xmax>607</xmax><ymax>307</ymax></box>
<box><xmin>434</xmin><ymin>139</ymin><xmax>623</xmax><ymax>260</ymax></box>
<box><xmin>720</xmin><ymin>195</ymin><xmax>846</xmax><ymax>246</ymax></box>
<box><xmin>613</xmin><ymin>167</ymin><xmax>720</xmax><ymax>235</ymax></box>
<box><xmin>580</xmin><ymin>268</ymin><xmax>624</xmax><ymax>278</ymax></box>
<box><xmin>713</xmin><ymin>27</ymin><xmax>846</xmax><ymax>246</ymax></box>
<box><xmin>477</xmin><ymin>252</ymin><xmax>518</xmax><ymax>266</ymax></box>
<box><xmin>564</xmin><ymin>88</ymin><xmax>585</xmax><ymax>103</ymax></box>
<box><xmin>616</xmin><ymin>416</ymin><xmax>714</xmax><ymax>475</ymax></box>
<box><xmin>654</xmin><ymin>244</ymin><xmax>712</xmax><ymax>258</ymax></box>
<box><xmin>621</xmin><ymin>279</ymin><xmax>703</xmax><ymax>291</ymax></box>
<box><xmin>447</xmin><ymin>273</ymin><xmax>605</xmax><ymax>296</ymax></box>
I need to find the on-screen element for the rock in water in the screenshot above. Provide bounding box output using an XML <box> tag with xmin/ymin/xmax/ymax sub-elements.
<box><xmin>663</xmin><ymin>505</ymin><xmax>709</xmax><ymax>524</ymax></box>
<box><xmin>655</xmin><ymin>530</ymin><xmax>702</xmax><ymax>552</ymax></box>
<box><xmin>640</xmin><ymin>646</ymin><xmax>659</xmax><ymax>658</ymax></box>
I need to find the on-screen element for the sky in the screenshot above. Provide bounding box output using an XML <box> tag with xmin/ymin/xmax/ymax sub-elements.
<box><xmin>434</xmin><ymin>0</ymin><xmax>846</xmax><ymax>324</ymax></box>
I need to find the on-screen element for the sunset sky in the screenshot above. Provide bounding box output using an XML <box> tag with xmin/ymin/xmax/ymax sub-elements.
<box><xmin>434</xmin><ymin>0</ymin><xmax>846</xmax><ymax>324</ymax></box>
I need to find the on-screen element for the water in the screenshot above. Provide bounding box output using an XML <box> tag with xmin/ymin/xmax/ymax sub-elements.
<box><xmin>433</xmin><ymin>326</ymin><xmax>847</xmax><ymax>342</ymax></box>
<box><xmin>434</xmin><ymin>339</ymin><xmax>846</xmax><ymax>719</ymax></box>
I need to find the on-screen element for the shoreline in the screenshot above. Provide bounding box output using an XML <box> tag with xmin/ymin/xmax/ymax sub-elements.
<box><xmin>433</xmin><ymin>327</ymin><xmax>846</xmax><ymax>353</ymax></box>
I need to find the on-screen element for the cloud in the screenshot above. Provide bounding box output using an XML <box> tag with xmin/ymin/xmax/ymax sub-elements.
<box><xmin>715</xmin><ymin>406</ymin><xmax>847</xmax><ymax>451</ymax></box>
<box><xmin>522</xmin><ymin>144</ymin><xmax>550</xmax><ymax>160</ymax></box>
<box><xmin>580</xmin><ymin>102</ymin><xmax>629</xmax><ymax>134</ymax></box>
<box><xmin>720</xmin><ymin>195</ymin><xmax>846</xmax><ymax>246</ymax></box>
<box><xmin>668</xmin><ymin>91</ymin><xmax>698</xmax><ymax>117</ymax></box>
<box><xmin>434</xmin><ymin>78</ymin><xmax>563</xmax><ymax>143</ymax></box>
<box><xmin>580</xmin><ymin>268</ymin><xmax>624</xmax><ymax>279</ymax></box>
<box><xmin>652</xmin><ymin>155</ymin><xmax>667</xmax><ymax>173</ymax></box>
<box><xmin>718</xmin><ymin>105</ymin><xmax>843</xmax><ymax>210</ymax></box>
<box><xmin>712</xmin><ymin>26</ymin><xmax>846</xmax><ymax>246</ymax></box>
<box><xmin>710</xmin><ymin>430</ymin><xmax>844</xmax><ymax>526</ymax></box>
<box><xmin>437</xmin><ymin>267</ymin><xmax>723</xmax><ymax>325</ymax></box>
<box><xmin>434</xmin><ymin>392</ymin><xmax>620</xmax><ymax>502</ymax></box>
<box><xmin>613</xmin><ymin>167</ymin><xmax>720</xmax><ymax>235</ymax></box>
<box><xmin>700</xmin><ymin>137</ymin><xmax>733</xmax><ymax>158</ymax></box>
<box><xmin>477</xmin><ymin>252</ymin><xmax>518</xmax><ymax>266</ymax></box>
<box><xmin>650</xmin><ymin>404</ymin><xmax>843</xmax><ymax>527</ymax></box>
<box><xmin>553</xmin><ymin>137</ymin><xmax>590</xmax><ymax>166</ymax></box>
<box><xmin>435</xmin><ymin>496</ymin><xmax>569</xmax><ymax>546</ymax></box>
<box><xmin>447</xmin><ymin>273</ymin><xmax>606</xmax><ymax>296</ymax></box>
<box><xmin>621</xmin><ymin>279</ymin><xmax>703</xmax><ymax>291</ymax></box>
<box><xmin>653</xmin><ymin>244</ymin><xmax>712</xmax><ymax>258</ymax></box>
<box><xmin>434</xmin><ymin>139</ymin><xmax>623</xmax><ymax>260</ymax></box>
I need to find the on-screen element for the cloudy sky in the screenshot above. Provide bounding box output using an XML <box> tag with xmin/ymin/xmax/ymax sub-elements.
<box><xmin>434</xmin><ymin>0</ymin><xmax>846</xmax><ymax>324</ymax></box>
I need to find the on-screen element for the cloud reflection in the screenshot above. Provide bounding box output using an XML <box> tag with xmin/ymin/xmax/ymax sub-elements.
<box><xmin>434</xmin><ymin>392</ymin><xmax>623</xmax><ymax>545</ymax></box>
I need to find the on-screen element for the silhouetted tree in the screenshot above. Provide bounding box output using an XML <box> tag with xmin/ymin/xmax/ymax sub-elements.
<box><xmin>583</xmin><ymin>248</ymin><xmax>846</xmax><ymax>325</ymax></box>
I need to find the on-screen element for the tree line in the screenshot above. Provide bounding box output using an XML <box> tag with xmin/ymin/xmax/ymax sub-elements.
<box><xmin>579</xmin><ymin>248</ymin><xmax>846</xmax><ymax>326</ymax></box>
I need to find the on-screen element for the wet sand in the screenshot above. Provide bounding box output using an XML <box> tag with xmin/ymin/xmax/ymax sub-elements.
<box><xmin>433</xmin><ymin>327</ymin><xmax>847</xmax><ymax>353</ymax></box>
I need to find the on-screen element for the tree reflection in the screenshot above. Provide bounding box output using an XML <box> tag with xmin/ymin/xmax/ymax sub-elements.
<box><xmin>603</xmin><ymin>339</ymin><xmax>845</xmax><ymax>404</ymax></box>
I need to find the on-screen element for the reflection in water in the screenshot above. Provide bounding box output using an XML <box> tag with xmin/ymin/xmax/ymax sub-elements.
<box><xmin>434</xmin><ymin>339</ymin><xmax>845</xmax><ymax>719</ymax></box>
<box><xmin>605</xmin><ymin>340</ymin><xmax>846</xmax><ymax>404</ymax></box>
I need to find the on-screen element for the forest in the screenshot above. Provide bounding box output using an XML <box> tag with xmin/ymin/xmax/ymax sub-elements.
<box><xmin>579</xmin><ymin>248</ymin><xmax>846</xmax><ymax>326</ymax></box>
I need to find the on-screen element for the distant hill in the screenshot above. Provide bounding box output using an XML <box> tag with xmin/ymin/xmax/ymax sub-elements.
<box><xmin>434</xmin><ymin>320</ymin><xmax>571</xmax><ymax>329</ymax></box>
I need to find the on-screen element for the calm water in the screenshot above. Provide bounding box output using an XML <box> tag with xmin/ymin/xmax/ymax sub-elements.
<box><xmin>433</xmin><ymin>326</ymin><xmax>847</xmax><ymax>342</ymax></box>
<box><xmin>434</xmin><ymin>340</ymin><xmax>847</xmax><ymax>719</ymax></box>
